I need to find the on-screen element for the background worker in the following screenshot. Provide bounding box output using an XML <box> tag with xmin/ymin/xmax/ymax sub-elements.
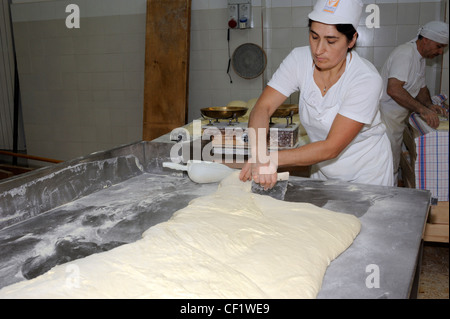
<box><xmin>379</xmin><ymin>21</ymin><xmax>449</xmax><ymax>185</ymax></box>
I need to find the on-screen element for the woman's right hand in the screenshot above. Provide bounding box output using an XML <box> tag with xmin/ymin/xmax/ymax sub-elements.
<box><xmin>239</xmin><ymin>161</ymin><xmax>252</xmax><ymax>182</ymax></box>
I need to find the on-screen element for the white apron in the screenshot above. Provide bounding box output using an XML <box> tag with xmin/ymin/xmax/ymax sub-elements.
<box><xmin>379</xmin><ymin>41</ymin><xmax>426</xmax><ymax>182</ymax></box>
<box><xmin>380</xmin><ymin>106</ymin><xmax>409</xmax><ymax>184</ymax></box>
<box><xmin>298</xmin><ymin>56</ymin><xmax>393</xmax><ymax>186</ymax></box>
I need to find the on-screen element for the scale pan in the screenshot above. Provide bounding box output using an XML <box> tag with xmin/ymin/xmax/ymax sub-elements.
<box><xmin>272</xmin><ymin>104</ymin><xmax>298</xmax><ymax>118</ymax></box>
<box><xmin>200</xmin><ymin>106</ymin><xmax>248</xmax><ymax>119</ymax></box>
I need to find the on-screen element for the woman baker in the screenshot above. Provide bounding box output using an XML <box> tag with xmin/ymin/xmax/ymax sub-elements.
<box><xmin>239</xmin><ymin>0</ymin><xmax>394</xmax><ymax>189</ymax></box>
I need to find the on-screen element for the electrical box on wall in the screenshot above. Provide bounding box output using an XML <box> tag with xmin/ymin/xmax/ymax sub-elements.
<box><xmin>228</xmin><ymin>0</ymin><xmax>252</xmax><ymax>29</ymax></box>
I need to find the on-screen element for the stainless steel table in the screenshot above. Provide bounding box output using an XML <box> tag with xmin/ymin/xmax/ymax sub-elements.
<box><xmin>0</xmin><ymin>141</ymin><xmax>430</xmax><ymax>298</ymax></box>
<box><xmin>282</xmin><ymin>178</ymin><xmax>430</xmax><ymax>299</ymax></box>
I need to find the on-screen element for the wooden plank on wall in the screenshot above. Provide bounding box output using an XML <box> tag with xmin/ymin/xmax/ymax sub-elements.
<box><xmin>143</xmin><ymin>0</ymin><xmax>191</xmax><ymax>141</ymax></box>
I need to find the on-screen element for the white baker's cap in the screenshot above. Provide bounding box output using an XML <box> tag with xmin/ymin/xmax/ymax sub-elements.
<box><xmin>308</xmin><ymin>0</ymin><xmax>363</xmax><ymax>30</ymax></box>
<box><xmin>419</xmin><ymin>21</ymin><xmax>449</xmax><ymax>45</ymax></box>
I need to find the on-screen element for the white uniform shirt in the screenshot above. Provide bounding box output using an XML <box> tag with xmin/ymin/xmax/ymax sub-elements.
<box><xmin>380</xmin><ymin>41</ymin><xmax>426</xmax><ymax>120</ymax></box>
<box><xmin>379</xmin><ymin>41</ymin><xmax>426</xmax><ymax>176</ymax></box>
<box><xmin>268</xmin><ymin>46</ymin><xmax>393</xmax><ymax>186</ymax></box>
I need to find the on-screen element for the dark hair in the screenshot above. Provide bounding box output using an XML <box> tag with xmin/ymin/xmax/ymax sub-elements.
<box><xmin>308</xmin><ymin>19</ymin><xmax>358</xmax><ymax>52</ymax></box>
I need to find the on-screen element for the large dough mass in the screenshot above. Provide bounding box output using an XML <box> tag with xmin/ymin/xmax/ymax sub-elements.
<box><xmin>0</xmin><ymin>172</ymin><xmax>360</xmax><ymax>298</ymax></box>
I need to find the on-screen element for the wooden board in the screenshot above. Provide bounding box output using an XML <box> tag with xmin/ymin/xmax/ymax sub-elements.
<box><xmin>0</xmin><ymin>164</ymin><xmax>33</xmax><ymax>177</ymax></box>
<box><xmin>0</xmin><ymin>169</ymin><xmax>13</xmax><ymax>180</ymax></box>
<box><xmin>424</xmin><ymin>223</ymin><xmax>449</xmax><ymax>243</ymax></box>
<box><xmin>143</xmin><ymin>0</ymin><xmax>191</xmax><ymax>141</ymax></box>
<box><xmin>429</xmin><ymin>202</ymin><xmax>449</xmax><ymax>224</ymax></box>
<box><xmin>424</xmin><ymin>202</ymin><xmax>449</xmax><ymax>243</ymax></box>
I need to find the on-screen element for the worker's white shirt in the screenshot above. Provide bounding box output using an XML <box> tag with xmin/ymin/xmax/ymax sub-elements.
<box><xmin>379</xmin><ymin>41</ymin><xmax>426</xmax><ymax>175</ymax></box>
<box><xmin>268</xmin><ymin>46</ymin><xmax>393</xmax><ymax>186</ymax></box>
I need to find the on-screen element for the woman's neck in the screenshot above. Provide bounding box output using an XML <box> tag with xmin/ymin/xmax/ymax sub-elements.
<box><xmin>314</xmin><ymin>54</ymin><xmax>348</xmax><ymax>95</ymax></box>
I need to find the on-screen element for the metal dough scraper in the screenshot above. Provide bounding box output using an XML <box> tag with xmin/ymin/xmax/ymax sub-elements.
<box><xmin>251</xmin><ymin>171</ymin><xmax>289</xmax><ymax>201</ymax></box>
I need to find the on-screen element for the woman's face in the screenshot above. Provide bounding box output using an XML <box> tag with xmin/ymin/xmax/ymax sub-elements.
<box><xmin>309</xmin><ymin>21</ymin><xmax>357</xmax><ymax>71</ymax></box>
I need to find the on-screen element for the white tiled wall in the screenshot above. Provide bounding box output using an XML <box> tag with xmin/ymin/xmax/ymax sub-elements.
<box><xmin>9</xmin><ymin>0</ymin><xmax>448</xmax><ymax>165</ymax></box>
<box><xmin>11</xmin><ymin>0</ymin><xmax>147</xmax><ymax>164</ymax></box>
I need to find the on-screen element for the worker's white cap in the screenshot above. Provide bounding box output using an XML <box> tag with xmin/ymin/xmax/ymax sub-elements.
<box><xmin>308</xmin><ymin>0</ymin><xmax>363</xmax><ymax>30</ymax></box>
<box><xmin>419</xmin><ymin>21</ymin><xmax>449</xmax><ymax>45</ymax></box>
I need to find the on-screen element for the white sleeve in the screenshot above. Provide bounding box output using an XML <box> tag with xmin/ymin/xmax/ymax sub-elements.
<box><xmin>386</xmin><ymin>50</ymin><xmax>413</xmax><ymax>83</ymax></box>
<box><xmin>339</xmin><ymin>62</ymin><xmax>383</xmax><ymax>124</ymax></box>
<box><xmin>267</xmin><ymin>47</ymin><xmax>309</xmax><ymax>97</ymax></box>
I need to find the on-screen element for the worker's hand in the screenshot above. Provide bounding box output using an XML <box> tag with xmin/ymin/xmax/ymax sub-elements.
<box><xmin>420</xmin><ymin>107</ymin><xmax>440</xmax><ymax>128</ymax></box>
<box><xmin>239</xmin><ymin>162</ymin><xmax>252</xmax><ymax>182</ymax></box>
<box><xmin>252</xmin><ymin>163</ymin><xmax>278</xmax><ymax>190</ymax></box>
<box><xmin>239</xmin><ymin>157</ymin><xmax>279</xmax><ymax>190</ymax></box>
<box><xmin>429</xmin><ymin>103</ymin><xmax>449</xmax><ymax>118</ymax></box>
